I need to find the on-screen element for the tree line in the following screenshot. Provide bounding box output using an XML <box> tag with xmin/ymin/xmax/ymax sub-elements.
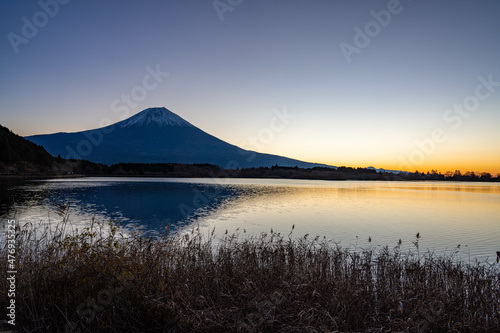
<box><xmin>0</xmin><ymin>123</ymin><xmax>498</xmax><ymax>181</ymax></box>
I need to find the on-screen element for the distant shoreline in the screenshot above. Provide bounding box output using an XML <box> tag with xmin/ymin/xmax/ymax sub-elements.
<box><xmin>0</xmin><ymin>174</ymin><xmax>85</xmax><ymax>181</ymax></box>
<box><xmin>1</xmin><ymin>172</ymin><xmax>498</xmax><ymax>183</ymax></box>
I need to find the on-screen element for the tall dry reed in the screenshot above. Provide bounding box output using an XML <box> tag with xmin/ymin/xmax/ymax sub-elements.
<box><xmin>1</xmin><ymin>215</ymin><xmax>499</xmax><ymax>332</ymax></box>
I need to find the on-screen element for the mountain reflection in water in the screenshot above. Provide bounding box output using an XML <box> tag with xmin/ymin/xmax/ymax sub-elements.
<box><xmin>1</xmin><ymin>178</ymin><xmax>499</xmax><ymax>262</ymax></box>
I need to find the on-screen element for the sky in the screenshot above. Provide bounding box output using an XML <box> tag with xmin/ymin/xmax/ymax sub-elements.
<box><xmin>1</xmin><ymin>0</ymin><xmax>499</xmax><ymax>175</ymax></box>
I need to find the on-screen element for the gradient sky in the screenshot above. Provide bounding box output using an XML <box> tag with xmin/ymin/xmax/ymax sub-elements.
<box><xmin>1</xmin><ymin>0</ymin><xmax>499</xmax><ymax>174</ymax></box>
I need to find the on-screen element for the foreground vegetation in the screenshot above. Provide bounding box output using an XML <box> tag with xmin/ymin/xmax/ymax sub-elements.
<box><xmin>1</xmin><ymin>215</ymin><xmax>499</xmax><ymax>332</ymax></box>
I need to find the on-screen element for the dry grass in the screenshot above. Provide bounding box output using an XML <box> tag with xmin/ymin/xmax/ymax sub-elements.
<box><xmin>1</xmin><ymin>213</ymin><xmax>499</xmax><ymax>332</ymax></box>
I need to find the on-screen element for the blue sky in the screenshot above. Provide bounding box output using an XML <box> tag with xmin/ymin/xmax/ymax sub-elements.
<box><xmin>1</xmin><ymin>0</ymin><xmax>499</xmax><ymax>173</ymax></box>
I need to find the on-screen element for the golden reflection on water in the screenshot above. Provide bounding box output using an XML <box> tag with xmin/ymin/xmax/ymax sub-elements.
<box><xmin>3</xmin><ymin>178</ymin><xmax>499</xmax><ymax>263</ymax></box>
<box><xmin>193</xmin><ymin>181</ymin><xmax>500</xmax><ymax>262</ymax></box>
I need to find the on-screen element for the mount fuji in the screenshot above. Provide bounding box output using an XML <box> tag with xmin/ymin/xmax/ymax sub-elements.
<box><xmin>26</xmin><ymin>107</ymin><xmax>331</xmax><ymax>169</ymax></box>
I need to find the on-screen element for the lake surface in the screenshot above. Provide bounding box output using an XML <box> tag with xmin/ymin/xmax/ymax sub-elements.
<box><xmin>1</xmin><ymin>177</ymin><xmax>499</xmax><ymax>263</ymax></box>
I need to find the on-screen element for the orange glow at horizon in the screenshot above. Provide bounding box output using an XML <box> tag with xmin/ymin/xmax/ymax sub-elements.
<box><xmin>317</xmin><ymin>157</ymin><xmax>500</xmax><ymax>176</ymax></box>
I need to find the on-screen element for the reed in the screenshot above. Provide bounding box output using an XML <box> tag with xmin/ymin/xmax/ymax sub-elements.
<box><xmin>1</xmin><ymin>217</ymin><xmax>499</xmax><ymax>332</ymax></box>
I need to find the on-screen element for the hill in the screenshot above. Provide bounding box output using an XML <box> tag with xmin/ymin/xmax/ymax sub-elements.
<box><xmin>0</xmin><ymin>124</ymin><xmax>56</xmax><ymax>174</ymax></box>
<box><xmin>25</xmin><ymin>107</ymin><xmax>331</xmax><ymax>169</ymax></box>
<box><xmin>0</xmin><ymin>124</ymin><xmax>54</xmax><ymax>165</ymax></box>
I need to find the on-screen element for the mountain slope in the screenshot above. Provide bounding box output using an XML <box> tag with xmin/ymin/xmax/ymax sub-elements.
<box><xmin>0</xmin><ymin>124</ymin><xmax>54</xmax><ymax>166</ymax></box>
<box><xmin>26</xmin><ymin>107</ymin><xmax>331</xmax><ymax>169</ymax></box>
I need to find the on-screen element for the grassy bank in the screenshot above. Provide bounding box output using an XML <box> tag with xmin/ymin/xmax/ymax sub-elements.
<box><xmin>1</xmin><ymin>217</ymin><xmax>499</xmax><ymax>332</ymax></box>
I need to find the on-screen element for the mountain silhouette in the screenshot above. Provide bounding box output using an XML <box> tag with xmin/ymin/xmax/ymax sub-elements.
<box><xmin>0</xmin><ymin>124</ymin><xmax>54</xmax><ymax>166</ymax></box>
<box><xmin>26</xmin><ymin>107</ymin><xmax>331</xmax><ymax>168</ymax></box>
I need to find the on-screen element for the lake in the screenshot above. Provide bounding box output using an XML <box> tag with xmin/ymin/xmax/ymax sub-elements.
<box><xmin>1</xmin><ymin>177</ymin><xmax>499</xmax><ymax>263</ymax></box>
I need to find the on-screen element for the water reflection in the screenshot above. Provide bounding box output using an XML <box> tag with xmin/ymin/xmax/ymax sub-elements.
<box><xmin>0</xmin><ymin>178</ymin><xmax>247</xmax><ymax>235</ymax></box>
<box><xmin>1</xmin><ymin>178</ymin><xmax>499</xmax><ymax>262</ymax></box>
<box><xmin>187</xmin><ymin>181</ymin><xmax>500</xmax><ymax>262</ymax></box>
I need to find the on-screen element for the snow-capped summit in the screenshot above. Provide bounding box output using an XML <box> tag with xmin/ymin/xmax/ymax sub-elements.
<box><xmin>120</xmin><ymin>107</ymin><xmax>194</xmax><ymax>128</ymax></box>
<box><xmin>25</xmin><ymin>107</ymin><xmax>330</xmax><ymax>168</ymax></box>
<box><xmin>366</xmin><ymin>166</ymin><xmax>405</xmax><ymax>174</ymax></box>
